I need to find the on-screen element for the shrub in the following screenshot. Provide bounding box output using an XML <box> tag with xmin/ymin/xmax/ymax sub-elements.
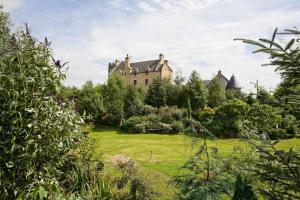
<box><xmin>171</xmin><ymin>121</ymin><xmax>184</xmax><ymax>133</ymax></box>
<box><xmin>246</xmin><ymin>103</ymin><xmax>282</xmax><ymax>135</ymax></box>
<box><xmin>109</xmin><ymin>155</ymin><xmax>156</xmax><ymax>200</ymax></box>
<box><xmin>213</xmin><ymin>99</ymin><xmax>249</xmax><ymax>137</ymax></box>
<box><xmin>121</xmin><ymin>114</ymin><xmax>183</xmax><ymax>134</ymax></box>
<box><xmin>0</xmin><ymin>16</ymin><xmax>109</xmax><ymax>199</ymax></box>
<box><xmin>193</xmin><ymin>107</ymin><xmax>215</xmax><ymax>128</ymax></box>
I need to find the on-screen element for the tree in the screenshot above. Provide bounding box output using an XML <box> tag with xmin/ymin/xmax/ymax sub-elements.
<box><xmin>171</xmin><ymin>120</ymin><xmax>234</xmax><ymax>200</ymax></box>
<box><xmin>145</xmin><ymin>78</ymin><xmax>168</xmax><ymax>108</ymax></box>
<box><xmin>239</xmin><ymin>123</ymin><xmax>300</xmax><ymax>200</ymax></box>
<box><xmin>123</xmin><ymin>85</ymin><xmax>143</xmax><ymax>118</ymax></box>
<box><xmin>213</xmin><ymin>99</ymin><xmax>250</xmax><ymax>137</ymax></box>
<box><xmin>236</xmin><ymin>28</ymin><xmax>300</xmax><ymax>199</ymax></box>
<box><xmin>186</xmin><ymin>71</ymin><xmax>208</xmax><ymax>110</ymax></box>
<box><xmin>235</xmin><ymin>28</ymin><xmax>300</xmax><ymax>119</ymax></box>
<box><xmin>0</xmin><ymin>16</ymin><xmax>99</xmax><ymax>198</ymax></box>
<box><xmin>102</xmin><ymin>73</ymin><xmax>126</xmax><ymax>122</ymax></box>
<box><xmin>256</xmin><ymin>86</ymin><xmax>276</xmax><ymax>106</ymax></box>
<box><xmin>232</xmin><ymin>174</ymin><xmax>257</xmax><ymax>200</ymax></box>
<box><xmin>246</xmin><ymin>103</ymin><xmax>282</xmax><ymax>137</ymax></box>
<box><xmin>77</xmin><ymin>81</ymin><xmax>104</xmax><ymax>121</ymax></box>
<box><xmin>208</xmin><ymin>77</ymin><xmax>226</xmax><ymax>107</ymax></box>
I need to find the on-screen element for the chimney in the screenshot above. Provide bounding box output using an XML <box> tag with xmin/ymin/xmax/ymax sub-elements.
<box><xmin>159</xmin><ymin>53</ymin><xmax>164</xmax><ymax>64</ymax></box>
<box><xmin>125</xmin><ymin>54</ymin><xmax>131</xmax><ymax>68</ymax></box>
<box><xmin>115</xmin><ymin>59</ymin><xmax>120</xmax><ymax>66</ymax></box>
<box><xmin>218</xmin><ymin>69</ymin><xmax>222</xmax><ymax>76</ymax></box>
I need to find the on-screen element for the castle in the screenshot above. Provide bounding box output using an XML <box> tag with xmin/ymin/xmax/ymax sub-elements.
<box><xmin>108</xmin><ymin>54</ymin><xmax>241</xmax><ymax>91</ymax></box>
<box><xmin>108</xmin><ymin>54</ymin><xmax>173</xmax><ymax>91</ymax></box>
<box><xmin>204</xmin><ymin>70</ymin><xmax>241</xmax><ymax>91</ymax></box>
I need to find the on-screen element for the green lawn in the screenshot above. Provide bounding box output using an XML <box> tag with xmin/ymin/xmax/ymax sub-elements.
<box><xmin>90</xmin><ymin>127</ymin><xmax>300</xmax><ymax>200</ymax></box>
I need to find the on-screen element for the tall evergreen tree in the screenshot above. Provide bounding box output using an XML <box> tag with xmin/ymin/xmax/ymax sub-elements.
<box><xmin>145</xmin><ymin>78</ymin><xmax>168</xmax><ymax>108</ymax></box>
<box><xmin>103</xmin><ymin>74</ymin><xmax>126</xmax><ymax>121</ymax></box>
<box><xmin>186</xmin><ymin>71</ymin><xmax>208</xmax><ymax>110</ymax></box>
<box><xmin>123</xmin><ymin>85</ymin><xmax>143</xmax><ymax>118</ymax></box>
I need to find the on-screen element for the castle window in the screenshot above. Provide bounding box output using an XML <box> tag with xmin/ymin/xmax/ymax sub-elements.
<box><xmin>133</xmin><ymin>80</ymin><xmax>137</xmax><ymax>85</ymax></box>
<box><xmin>145</xmin><ymin>79</ymin><xmax>149</xmax><ymax>85</ymax></box>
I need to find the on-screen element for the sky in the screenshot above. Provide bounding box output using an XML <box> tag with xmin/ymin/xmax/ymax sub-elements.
<box><xmin>1</xmin><ymin>0</ymin><xmax>300</xmax><ymax>92</ymax></box>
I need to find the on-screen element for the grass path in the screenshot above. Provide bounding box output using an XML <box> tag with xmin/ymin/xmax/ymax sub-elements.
<box><xmin>90</xmin><ymin>127</ymin><xmax>300</xmax><ymax>200</ymax></box>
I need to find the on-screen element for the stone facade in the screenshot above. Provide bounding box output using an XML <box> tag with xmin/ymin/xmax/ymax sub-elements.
<box><xmin>108</xmin><ymin>54</ymin><xmax>173</xmax><ymax>91</ymax></box>
<box><xmin>204</xmin><ymin>70</ymin><xmax>241</xmax><ymax>91</ymax></box>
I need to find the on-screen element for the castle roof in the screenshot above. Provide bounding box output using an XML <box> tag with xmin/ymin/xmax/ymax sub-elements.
<box><xmin>226</xmin><ymin>74</ymin><xmax>241</xmax><ymax>89</ymax></box>
<box><xmin>111</xmin><ymin>59</ymin><xmax>172</xmax><ymax>74</ymax></box>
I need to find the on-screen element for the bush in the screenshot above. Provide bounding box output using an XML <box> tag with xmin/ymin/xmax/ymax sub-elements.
<box><xmin>109</xmin><ymin>155</ymin><xmax>156</xmax><ymax>200</ymax></box>
<box><xmin>0</xmin><ymin>16</ymin><xmax>110</xmax><ymax>199</ymax></box>
<box><xmin>171</xmin><ymin>121</ymin><xmax>184</xmax><ymax>133</ymax></box>
<box><xmin>193</xmin><ymin>107</ymin><xmax>215</xmax><ymax>128</ymax></box>
<box><xmin>213</xmin><ymin>99</ymin><xmax>249</xmax><ymax>137</ymax></box>
<box><xmin>121</xmin><ymin>114</ymin><xmax>183</xmax><ymax>134</ymax></box>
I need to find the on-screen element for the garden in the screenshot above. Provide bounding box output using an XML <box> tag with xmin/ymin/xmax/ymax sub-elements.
<box><xmin>0</xmin><ymin>7</ymin><xmax>300</xmax><ymax>200</ymax></box>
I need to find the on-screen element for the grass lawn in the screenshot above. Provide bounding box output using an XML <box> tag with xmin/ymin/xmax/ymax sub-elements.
<box><xmin>90</xmin><ymin>127</ymin><xmax>300</xmax><ymax>200</ymax></box>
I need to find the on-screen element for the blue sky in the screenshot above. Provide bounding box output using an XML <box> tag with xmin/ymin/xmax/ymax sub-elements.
<box><xmin>2</xmin><ymin>0</ymin><xmax>300</xmax><ymax>91</ymax></box>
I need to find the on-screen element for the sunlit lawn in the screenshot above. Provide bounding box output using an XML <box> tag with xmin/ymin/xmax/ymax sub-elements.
<box><xmin>90</xmin><ymin>127</ymin><xmax>300</xmax><ymax>200</ymax></box>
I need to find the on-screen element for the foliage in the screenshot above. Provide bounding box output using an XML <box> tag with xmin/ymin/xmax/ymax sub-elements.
<box><xmin>274</xmin><ymin>80</ymin><xmax>300</xmax><ymax>119</ymax></box>
<box><xmin>239</xmin><ymin>123</ymin><xmax>300</xmax><ymax>200</ymax></box>
<box><xmin>193</xmin><ymin>107</ymin><xmax>215</xmax><ymax>128</ymax></box>
<box><xmin>235</xmin><ymin>28</ymin><xmax>300</xmax><ymax>119</ymax></box>
<box><xmin>109</xmin><ymin>155</ymin><xmax>156</xmax><ymax>200</ymax></box>
<box><xmin>208</xmin><ymin>77</ymin><xmax>226</xmax><ymax>107</ymax></box>
<box><xmin>185</xmin><ymin>71</ymin><xmax>208</xmax><ymax>110</ymax></box>
<box><xmin>120</xmin><ymin>115</ymin><xmax>181</xmax><ymax>134</ymax></box>
<box><xmin>213</xmin><ymin>99</ymin><xmax>250</xmax><ymax>137</ymax></box>
<box><xmin>256</xmin><ymin>86</ymin><xmax>277</xmax><ymax>106</ymax></box>
<box><xmin>145</xmin><ymin>78</ymin><xmax>169</xmax><ymax>108</ymax></box>
<box><xmin>171</xmin><ymin>120</ymin><xmax>234</xmax><ymax>200</ymax></box>
<box><xmin>77</xmin><ymin>80</ymin><xmax>105</xmax><ymax>121</ymax></box>
<box><xmin>123</xmin><ymin>85</ymin><xmax>144</xmax><ymax>119</ymax></box>
<box><xmin>226</xmin><ymin>89</ymin><xmax>243</xmax><ymax>100</ymax></box>
<box><xmin>102</xmin><ymin>73</ymin><xmax>126</xmax><ymax>125</ymax></box>
<box><xmin>246</xmin><ymin>103</ymin><xmax>282</xmax><ymax>136</ymax></box>
<box><xmin>232</xmin><ymin>174</ymin><xmax>257</xmax><ymax>200</ymax></box>
<box><xmin>0</xmin><ymin>11</ymin><xmax>110</xmax><ymax>199</ymax></box>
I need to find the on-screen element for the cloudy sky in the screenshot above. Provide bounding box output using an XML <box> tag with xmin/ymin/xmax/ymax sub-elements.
<box><xmin>2</xmin><ymin>0</ymin><xmax>300</xmax><ymax>92</ymax></box>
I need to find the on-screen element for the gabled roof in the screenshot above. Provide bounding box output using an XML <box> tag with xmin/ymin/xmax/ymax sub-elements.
<box><xmin>203</xmin><ymin>80</ymin><xmax>211</xmax><ymax>86</ymax></box>
<box><xmin>226</xmin><ymin>75</ymin><xmax>241</xmax><ymax>89</ymax></box>
<box><xmin>111</xmin><ymin>59</ymin><xmax>172</xmax><ymax>74</ymax></box>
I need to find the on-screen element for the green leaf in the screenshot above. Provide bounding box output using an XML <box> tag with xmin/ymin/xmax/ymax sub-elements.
<box><xmin>259</xmin><ymin>38</ymin><xmax>284</xmax><ymax>51</ymax></box>
<box><xmin>38</xmin><ymin>186</ymin><xmax>48</xmax><ymax>200</ymax></box>
<box><xmin>284</xmin><ymin>39</ymin><xmax>295</xmax><ymax>51</ymax></box>
<box><xmin>6</xmin><ymin>161</ymin><xmax>14</xmax><ymax>168</ymax></box>
<box><xmin>270</xmin><ymin>28</ymin><xmax>278</xmax><ymax>48</ymax></box>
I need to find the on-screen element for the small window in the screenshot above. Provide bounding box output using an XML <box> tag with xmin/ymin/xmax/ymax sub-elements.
<box><xmin>145</xmin><ymin>79</ymin><xmax>149</xmax><ymax>85</ymax></box>
<box><xmin>125</xmin><ymin>72</ymin><xmax>126</xmax><ymax>75</ymax></box>
<box><xmin>133</xmin><ymin>80</ymin><xmax>137</xmax><ymax>85</ymax></box>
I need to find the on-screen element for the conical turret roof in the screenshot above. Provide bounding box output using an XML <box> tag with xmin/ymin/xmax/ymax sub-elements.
<box><xmin>226</xmin><ymin>74</ymin><xmax>241</xmax><ymax>89</ymax></box>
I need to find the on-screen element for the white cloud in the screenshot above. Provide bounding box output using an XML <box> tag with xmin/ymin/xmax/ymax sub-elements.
<box><xmin>88</xmin><ymin>1</ymin><xmax>299</xmax><ymax>91</ymax></box>
<box><xmin>12</xmin><ymin>0</ymin><xmax>298</xmax><ymax>92</ymax></box>
<box><xmin>0</xmin><ymin>0</ymin><xmax>24</xmax><ymax>11</ymax></box>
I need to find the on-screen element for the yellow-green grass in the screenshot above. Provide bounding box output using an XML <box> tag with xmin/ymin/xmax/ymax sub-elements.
<box><xmin>90</xmin><ymin>127</ymin><xmax>300</xmax><ymax>200</ymax></box>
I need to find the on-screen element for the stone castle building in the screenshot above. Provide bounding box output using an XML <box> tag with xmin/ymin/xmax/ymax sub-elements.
<box><xmin>108</xmin><ymin>54</ymin><xmax>241</xmax><ymax>91</ymax></box>
<box><xmin>108</xmin><ymin>54</ymin><xmax>173</xmax><ymax>91</ymax></box>
<box><xmin>203</xmin><ymin>70</ymin><xmax>241</xmax><ymax>91</ymax></box>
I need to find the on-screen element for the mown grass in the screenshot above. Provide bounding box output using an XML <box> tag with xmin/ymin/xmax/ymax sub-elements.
<box><xmin>90</xmin><ymin>127</ymin><xmax>300</xmax><ymax>200</ymax></box>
